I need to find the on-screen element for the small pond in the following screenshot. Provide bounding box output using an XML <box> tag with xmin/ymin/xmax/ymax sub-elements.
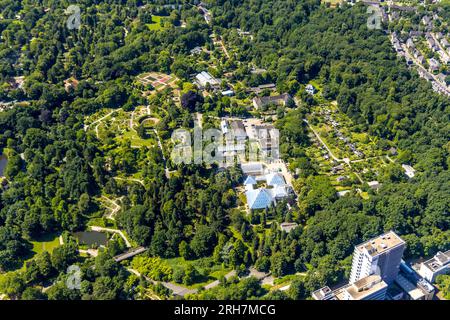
<box><xmin>73</xmin><ymin>231</ymin><xmax>108</xmax><ymax>246</ymax></box>
<box><xmin>0</xmin><ymin>154</ymin><xmax>7</xmax><ymax>176</ymax></box>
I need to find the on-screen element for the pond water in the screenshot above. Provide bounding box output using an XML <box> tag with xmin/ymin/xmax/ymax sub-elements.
<box><xmin>73</xmin><ymin>231</ymin><xmax>108</xmax><ymax>246</ymax></box>
<box><xmin>0</xmin><ymin>154</ymin><xmax>7</xmax><ymax>176</ymax></box>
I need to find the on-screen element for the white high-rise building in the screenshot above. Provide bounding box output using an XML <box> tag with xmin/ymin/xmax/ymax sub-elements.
<box><xmin>349</xmin><ymin>231</ymin><xmax>406</xmax><ymax>285</ymax></box>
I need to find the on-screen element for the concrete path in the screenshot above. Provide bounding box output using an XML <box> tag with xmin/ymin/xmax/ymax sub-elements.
<box><xmin>79</xmin><ymin>249</ymin><xmax>99</xmax><ymax>257</ymax></box>
<box><xmin>203</xmin><ymin>270</ymin><xmax>236</xmax><ymax>290</ymax></box>
<box><xmin>90</xmin><ymin>226</ymin><xmax>131</xmax><ymax>248</ymax></box>
<box><xmin>101</xmin><ymin>195</ymin><xmax>124</xmax><ymax>220</ymax></box>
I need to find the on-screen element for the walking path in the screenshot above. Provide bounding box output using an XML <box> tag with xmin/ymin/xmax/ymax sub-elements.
<box><xmin>84</xmin><ymin>111</ymin><xmax>114</xmax><ymax>138</ymax></box>
<box><xmin>220</xmin><ymin>39</ymin><xmax>230</xmax><ymax>59</ymax></box>
<box><xmin>303</xmin><ymin>119</ymin><xmax>343</xmax><ymax>162</ymax></box>
<box><xmin>79</xmin><ymin>249</ymin><xmax>99</xmax><ymax>257</ymax></box>
<box><xmin>127</xmin><ymin>268</ymin><xmax>198</xmax><ymax>296</ymax></box>
<box><xmin>101</xmin><ymin>195</ymin><xmax>123</xmax><ymax>220</ymax></box>
<box><xmin>128</xmin><ymin>267</ymin><xmax>238</xmax><ymax>297</ymax></box>
<box><xmin>153</xmin><ymin>129</ymin><xmax>175</xmax><ymax>178</ymax></box>
<box><xmin>203</xmin><ymin>270</ymin><xmax>236</xmax><ymax>290</ymax></box>
<box><xmin>90</xmin><ymin>226</ymin><xmax>131</xmax><ymax>248</ymax></box>
<box><xmin>113</xmin><ymin>176</ymin><xmax>145</xmax><ymax>187</ymax></box>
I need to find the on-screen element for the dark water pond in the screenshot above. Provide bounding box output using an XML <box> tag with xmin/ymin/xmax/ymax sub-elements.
<box><xmin>73</xmin><ymin>231</ymin><xmax>108</xmax><ymax>246</ymax></box>
<box><xmin>0</xmin><ymin>154</ymin><xmax>7</xmax><ymax>176</ymax></box>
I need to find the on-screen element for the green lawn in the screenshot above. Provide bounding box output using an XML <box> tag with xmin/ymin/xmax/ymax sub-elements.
<box><xmin>119</xmin><ymin>129</ymin><xmax>156</xmax><ymax>148</ymax></box>
<box><xmin>161</xmin><ymin>256</ymin><xmax>232</xmax><ymax>289</ymax></box>
<box><xmin>146</xmin><ymin>15</ymin><xmax>165</xmax><ymax>31</ymax></box>
<box><xmin>14</xmin><ymin>234</ymin><xmax>62</xmax><ymax>272</ymax></box>
<box><xmin>30</xmin><ymin>234</ymin><xmax>61</xmax><ymax>255</ymax></box>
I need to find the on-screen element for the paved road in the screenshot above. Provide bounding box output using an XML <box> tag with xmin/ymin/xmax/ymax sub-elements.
<box><xmin>203</xmin><ymin>270</ymin><xmax>236</xmax><ymax>290</ymax></box>
<box><xmin>401</xmin><ymin>43</ymin><xmax>450</xmax><ymax>96</ymax></box>
<box><xmin>430</xmin><ymin>32</ymin><xmax>450</xmax><ymax>60</ymax></box>
<box><xmin>247</xmin><ymin>267</ymin><xmax>269</xmax><ymax>280</ymax></box>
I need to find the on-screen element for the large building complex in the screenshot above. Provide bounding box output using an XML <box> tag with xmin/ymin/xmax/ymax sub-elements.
<box><xmin>349</xmin><ymin>231</ymin><xmax>406</xmax><ymax>285</ymax></box>
<box><xmin>313</xmin><ymin>231</ymin><xmax>435</xmax><ymax>300</ymax></box>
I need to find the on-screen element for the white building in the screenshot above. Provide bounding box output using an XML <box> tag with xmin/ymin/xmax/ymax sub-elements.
<box><xmin>418</xmin><ymin>250</ymin><xmax>450</xmax><ymax>283</ymax></box>
<box><xmin>349</xmin><ymin>231</ymin><xmax>406</xmax><ymax>285</ymax></box>
<box><xmin>195</xmin><ymin>71</ymin><xmax>220</xmax><ymax>88</ymax></box>
<box><xmin>402</xmin><ymin>164</ymin><xmax>416</xmax><ymax>178</ymax></box>
<box><xmin>342</xmin><ymin>275</ymin><xmax>388</xmax><ymax>300</ymax></box>
<box><xmin>312</xmin><ymin>286</ymin><xmax>336</xmax><ymax>300</ymax></box>
<box><xmin>190</xmin><ymin>46</ymin><xmax>203</xmax><ymax>55</ymax></box>
<box><xmin>241</xmin><ymin>162</ymin><xmax>264</xmax><ymax>176</ymax></box>
<box><xmin>220</xmin><ymin>120</ymin><xmax>228</xmax><ymax>135</ymax></box>
<box><xmin>243</xmin><ymin>172</ymin><xmax>290</xmax><ymax>210</ymax></box>
<box><xmin>428</xmin><ymin>58</ymin><xmax>440</xmax><ymax>73</ymax></box>
<box><xmin>229</xmin><ymin>120</ymin><xmax>247</xmax><ymax>142</ymax></box>
<box><xmin>221</xmin><ymin>90</ymin><xmax>234</xmax><ymax>96</ymax></box>
<box><xmin>367</xmin><ymin>180</ymin><xmax>381</xmax><ymax>190</ymax></box>
<box><xmin>305</xmin><ymin>84</ymin><xmax>316</xmax><ymax>95</ymax></box>
<box><xmin>279</xmin><ymin>222</ymin><xmax>299</xmax><ymax>233</ymax></box>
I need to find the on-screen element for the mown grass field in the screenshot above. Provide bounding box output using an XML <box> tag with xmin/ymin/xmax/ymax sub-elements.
<box><xmin>146</xmin><ymin>15</ymin><xmax>165</xmax><ymax>31</ymax></box>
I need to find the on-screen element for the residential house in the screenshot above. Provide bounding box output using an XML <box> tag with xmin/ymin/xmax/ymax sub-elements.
<box><xmin>421</xmin><ymin>15</ymin><xmax>431</xmax><ymax>27</ymax></box>
<box><xmin>406</xmin><ymin>38</ymin><xmax>415</xmax><ymax>49</ymax></box>
<box><xmin>426</xmin><ymin>34</ymin><xmax>439</xmax><ymax>51</ymax></box>
<box><xmin>428</xmin><ymin>58</ymin><xmax>440</xmax><ymax>74</ymax></box>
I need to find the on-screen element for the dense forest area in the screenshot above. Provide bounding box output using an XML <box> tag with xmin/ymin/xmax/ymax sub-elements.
<box><xmin>0</xmin><ymin>0</ymin><xmax>448</xmax><ymax>300</ymax></box>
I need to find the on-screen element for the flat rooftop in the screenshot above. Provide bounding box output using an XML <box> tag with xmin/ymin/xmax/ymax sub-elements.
<box><xmin>312</xmin><ymin>286</ymin><xmax>336</xmax><ymax>300</ymax></box>
<box><xmin>356</xmin><ymin>231</ymin><xmax>405</xmax><ymax>257</ymax></box>
<box><xmin>345</xmin><ymin>275</ymin><xmax>387</xmax><ymax>300</ymax></box>
<box><xmin>395</xmin><ymin>274</ymin><xmax>425</xmax><ymax>300</ymax></box>
<box><xmin>423</xmin><ymin>250</ymin><xmax>450</xmax><ymax>272</ymax></box>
